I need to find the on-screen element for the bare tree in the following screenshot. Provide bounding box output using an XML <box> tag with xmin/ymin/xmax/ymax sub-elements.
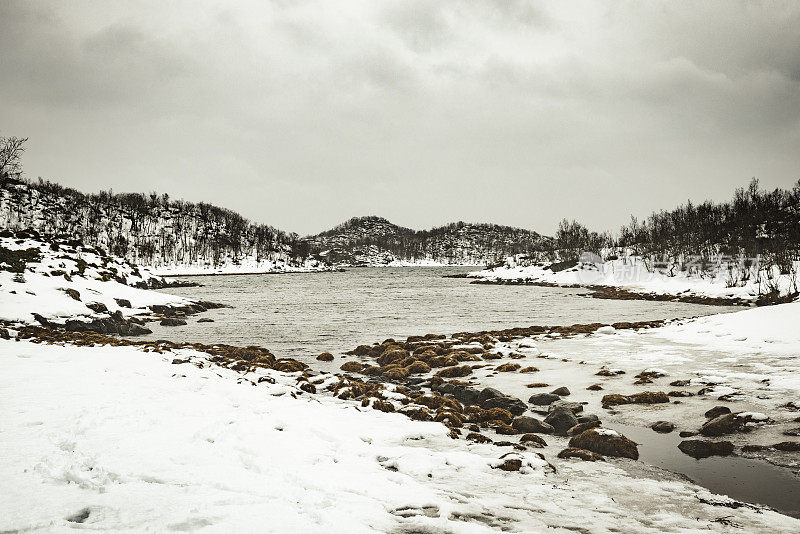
<box><xmin>0</xmin><ymin>136</ymin><xmax>28</xmax><ymax>179</ymax></box>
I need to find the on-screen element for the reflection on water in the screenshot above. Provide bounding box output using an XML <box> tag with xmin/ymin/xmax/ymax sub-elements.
<box><xmin>153</xmin><ymin>267</ymin><xmax>733</xmax><ymax>361</ymax></box>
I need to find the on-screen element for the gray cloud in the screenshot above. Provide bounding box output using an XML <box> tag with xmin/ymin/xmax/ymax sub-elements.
<box><xmin>1</xmin><ymin>0</ymin><xmax>798</xmax><ymax>236</ymax></box>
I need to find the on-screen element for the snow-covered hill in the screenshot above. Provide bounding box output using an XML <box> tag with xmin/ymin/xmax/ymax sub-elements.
<box><xmin>0</xmin><ymin>178</ymin><xmax>329</xmax><ymax>275</ymax></box>
<box><xmin>306</xmin><ymin>216</ymin><xmax>551</xmax><ymax>266</ymax></box>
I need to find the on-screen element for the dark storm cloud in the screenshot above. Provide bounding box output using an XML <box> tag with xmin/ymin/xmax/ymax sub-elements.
<box><xmin>1</xmin><ymin>1</ymin><xmax>798</xmax><ymax>236</ymax></box>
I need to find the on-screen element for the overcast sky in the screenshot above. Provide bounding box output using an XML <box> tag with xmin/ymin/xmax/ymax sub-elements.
<box><xmin>2</xmin><ymin>1</ymin><xmax>798</xmax><ymax>236</ymax></box>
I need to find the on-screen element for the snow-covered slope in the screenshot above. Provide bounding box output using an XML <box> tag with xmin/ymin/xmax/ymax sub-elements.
<box><xmin>0</xmin><ymin>230</ymin><xmax>191</xmax><ymax>325</ymax></box>
<box><xmin>0</xmin><ymin>178</ymin><xmax>329</xmax><ymax>275</ymax></box>
<box><xmin>2</xmin><ymin>337</ymin><xmax>796</xmax><ymax>533</ymax></box>
<box><xmin>469</xmin><ymin>255</ymin><xmax>799</xmax><ymax>304</ymax></box>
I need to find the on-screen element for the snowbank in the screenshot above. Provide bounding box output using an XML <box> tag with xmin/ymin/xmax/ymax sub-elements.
<box><xmin>2</xmin><ymin>338</ymin><xmax>797</xmax><ymax>532</ymax></box>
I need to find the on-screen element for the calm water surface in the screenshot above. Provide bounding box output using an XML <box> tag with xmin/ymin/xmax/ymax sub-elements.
<box><xmin>152</xmin><ymin>267</ymin><xmax>733</xmax><ymax>360</ymax></box>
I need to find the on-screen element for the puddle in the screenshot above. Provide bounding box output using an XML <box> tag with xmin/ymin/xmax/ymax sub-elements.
<box><xmin>610</xmin><ymin>423</ymin><xmax>800</xmax><ymax>518</ymax></box>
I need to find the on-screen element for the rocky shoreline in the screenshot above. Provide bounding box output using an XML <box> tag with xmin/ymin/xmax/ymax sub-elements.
<box><xmin>8</xmin><ymin>311</ymin><xmax>799</xmax><ymax>488</ymax></box>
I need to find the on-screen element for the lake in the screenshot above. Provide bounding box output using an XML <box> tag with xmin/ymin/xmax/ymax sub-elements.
<box><xmin>150</xmin><ymin>267</ymin><xmax>733</xmax><ymax>361</ymax></box>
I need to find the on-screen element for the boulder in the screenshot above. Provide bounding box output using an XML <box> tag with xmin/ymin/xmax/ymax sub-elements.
<box><xmin>544</xmin><ymin>406</ymin><xmax>579</xmax><ymax>436</ymax></box>
<box><xmin>117</xmin><ymin>323</ymin><xmax>152</xmax><ymax>336</ymax></box>
<box><xmin>577</xmin><ymin>414</ymin><xmax>600</xmax><ymax>424</ymax></box>
<box><xmin>700</xmin><ymin>412</ymin><xmax>768</xmax><ymax>437</ymax></box>
<box><xmin>435</xmin><ymin>383</ymin><xmax>481</xmax><ymax>406</ymax></box>
<box><xmin>551</xmin><ymin>386</ymin><xmax>570</xmax><ymax>396</ymax></box>
<box><xmin>85</xmin><ymin>302</ymin><xmax>108</xmax><ymax>313</ymax></box>
<box><xmin>704</xmin><ymin>406</ymin><xmax>732</xmax><ymax>419</ymax></box>
<box><xmin>549</xmin><ymin>401</ymin><xmax>583</xmax><ymax>414</ymax></box>
<box><xmin>477</xmin><ymin>387</ymin><xmax>505</xmax><ymax>405</ymax></box>
<box><xmin>678</xmin><ymin>439</ymin><xmax>734</xmax><ymax>459</ymax></box>
<box><xmin>512</xmin><ymin>416</ymin><xmax>554</xmax><ymax>434</ymax></box>
<box><xmin>160</xmin><ymin>317</ymin><xmax>187</xmax><ymax>326</ymax></box>
<box><xmin>568</xmin><ymin>428</ymin><xmax>639</xmax><ymax>460</ymax></box>
<box><xmin>482</xmin><ymin>395</ymin><xmax>527</xmax><ymax>416</ymax></box>
<box><xmin>197</xmin><ymin>318</ymin><xmax>214</xmax><ymax>323</ymax></box>
<box><xmin>651</xmin><ymin>421</ymin><xmax>675</xmax><ymax>433</ymax></box>
<box><xmin>529</xmin><ymin>393</ymin><xmax>560</xmax><ymax>406</ymax></box>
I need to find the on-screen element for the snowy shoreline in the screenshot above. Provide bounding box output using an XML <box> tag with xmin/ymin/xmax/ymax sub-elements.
<box><xmin>467</xmin><ymin>256</ymin><xmax>799</xmax><ymax>306</ymax></box>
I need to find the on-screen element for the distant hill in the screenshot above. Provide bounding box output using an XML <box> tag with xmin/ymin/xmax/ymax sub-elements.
<box><xmin>0</xmin><ymin>178</ymin><xmax>551</xmax><ymax>272</ymax></box>
<box><xmin>305</xmin><ymin>216</ymin><xmax>552</xmax><ymax>266</ymax></box>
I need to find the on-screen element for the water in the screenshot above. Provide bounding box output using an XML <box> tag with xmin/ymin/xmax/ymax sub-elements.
<box><xmin>151</xmin><ymin>267</ymin><xmax>733</xmax><ymax>360</ymax></box>
<box><xmin>612</xmin><ymin>423</ymin><xmax>800</xmax><ymax>518</ymax></box>
<box><xmin>152</xmin><ymin>267</ymin><xmax>800</xmax><ymax>518</ymax></box>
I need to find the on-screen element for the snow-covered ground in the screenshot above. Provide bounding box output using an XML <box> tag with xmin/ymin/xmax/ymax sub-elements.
<box><xmin>446</xmin><ymin>301</ymin><xmax>800</xmax><ymax>472</ymax></box>
<box><xmin>2</xmin><ymin>337</ymin><xmax>797</xmax><ymax>533</ymax></box>
<box><xmin>469</xmin><ymin>256</ymin><xmax>798</xmax><ymax>303</ymax></box>
<box><xmin>0</xmin><ymin>234</ymin><xmax>191</xmax><ymax>324</ymax></box>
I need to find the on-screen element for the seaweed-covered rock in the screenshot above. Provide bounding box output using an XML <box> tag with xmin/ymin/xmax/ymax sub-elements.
<box><xmin>568</xmin><ymin>428</ymin><xmax>639</xmax><ymax>460</ymax></box>
<box><xmin>436</xmin><ymin>365</ymin><xmax>473</xmax><ymax>378</ymax></box>
<box><xmin>601</xmin><ymin>391</ymin><xmax>669</xmax><ymax>407</ymax></box>
<box><xmin>405</xmin><ymin>360</ymin><xmax>431</xmax><ymax>374</ymax></box>
<box><xmin>495</xmin><ymin>362</ymin><xmax>521</xmax><ymax>372</ymax></box>
<box><xmin>340</xmin><ymin>361</ymin><xmax>364</xmax><ymax>373</ymax></box>
<box><xmin>316</xmin><ymin>352</ymin><xmax>335</xmax><ymax>362</ymax></box>
<box><xmin>160</xmin><ymin>317</ymin><xmax>187</xmax><ymax>326</ymax></box>
<box><xmin>567</xmin><ymin>420</ymin><xmax>601</xmax><ymax>436</ymax></box>
<box><xmin>519</xmin><ymin>434</ymin><xmax>547</xmax><ymax>447</ymax></box>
